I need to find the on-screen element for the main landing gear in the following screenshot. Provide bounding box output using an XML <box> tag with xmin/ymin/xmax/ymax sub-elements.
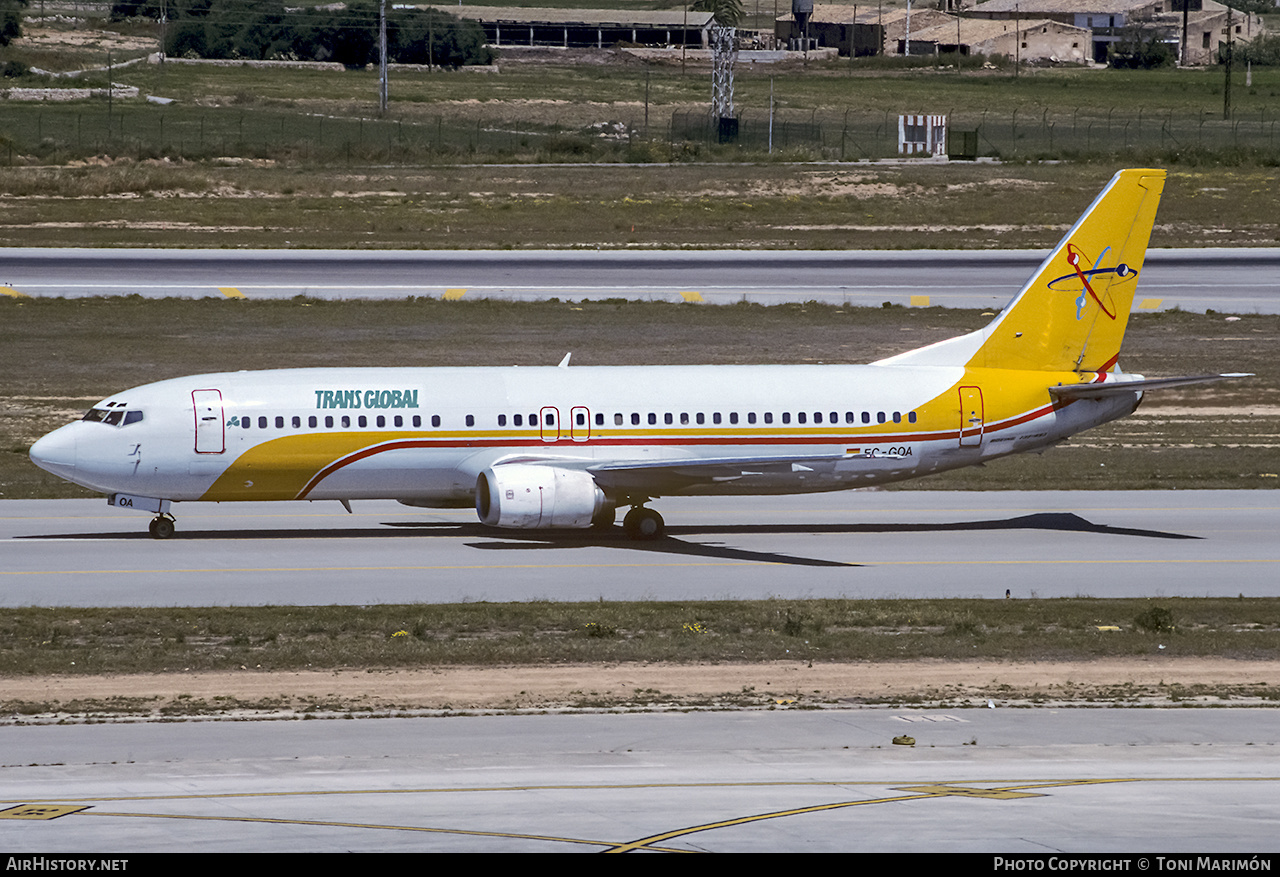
<box><xmin>622</xmin><ymin>506</ymin><xmax>665</xmax><ymax>540</ymax></box>
<box><xmin>148</xmin><ymin>514</ymin><xmax>176</xmax><ymax>540</ymax></box>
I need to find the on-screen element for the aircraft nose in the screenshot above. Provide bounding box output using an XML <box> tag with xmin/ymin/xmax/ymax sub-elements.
<box><xmin>29</xmin><ymin>425</ymin><xmax>78</xmax><ymax>479</ymax></box>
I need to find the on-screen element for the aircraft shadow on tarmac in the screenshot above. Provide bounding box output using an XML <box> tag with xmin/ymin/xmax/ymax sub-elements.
<box><xmin>27</xmin><ymin>511</ymin><xmax>1197</xmax><ymax>569</ymax></box>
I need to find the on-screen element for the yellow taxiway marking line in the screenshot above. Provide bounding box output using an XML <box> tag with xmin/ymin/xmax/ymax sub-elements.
<box><xmin>606</xmin><ymin>777</ymin><xmax>1161</xmax><ymax>852</ymax></box>
<box><xmin>679</xmin><ymin>290</ymin><xmax>704</xmax><ymax>303</ymax></box>
<box><xmin>442</xmin><ymin>288</ymin><xmax>467</xmax><ymax>300</ymax></box>
<box><xmin>1</xmin><ymin>286</ymin><xmax>28</xmax><ymax>298</ymax></box>
<box><xmin>1138</xmin><ymin>298</ymin><xmax>1163</xmax><ymax>310</ymax></box>
<box><xmin>910</xmin><ymin>295</ymin><xmax>931</xmax><ymax>307</ymax></box>
<box><xmin>5</xmin><ymin>558</ymin><xmax>1279</xmax><ymax>577</ymax></box>
<box><xmin>218</xmin><ymin>287</ymin><xmax>246</xmax><ymax>299</ymax></box>
<box><xmin>81</xmin><ymin>810</ymin><xmax>666</xmax><ymax>851</ymax></box>
<box><xmin>1</xmin><ymin>561</ymin><xmax>794</xmax><ymax>576</ymax></box>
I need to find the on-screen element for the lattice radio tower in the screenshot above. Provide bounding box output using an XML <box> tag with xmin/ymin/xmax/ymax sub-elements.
<box><xmin>711</xmin><ymin>26</ymin><xmax>738</xmax><ymax>142</ymax></box>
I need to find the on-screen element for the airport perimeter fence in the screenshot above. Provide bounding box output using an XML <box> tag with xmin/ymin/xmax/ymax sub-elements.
<box><xmin>4</xmin><ymin>99</ymin><xmax>1280</xmax><ymax>164</ymax></box>
<box><xmin>668</xmin><ymin>106</ymin><xmax>1280</xmax><ymax>160</ymax></box>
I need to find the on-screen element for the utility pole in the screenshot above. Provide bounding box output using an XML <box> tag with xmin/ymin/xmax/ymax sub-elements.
<box><xmin>1222</xmin><ymin>4</ymin><xmax>1233</xmax><ymax>121</ymax></box>
<box><xmin>379</xmin><ymin>0</ymin><xmax>388</xmax><ymax>117</ymax></box>
<box><xmin>1014</xmin><ymin>2</ymin><xmax>1020</xmax><ymax>76</ymax></box>
<box><xmin>1180</xmin><ymin>0</ymin><xmax>1188</xmax><ymax>65</ymax></box>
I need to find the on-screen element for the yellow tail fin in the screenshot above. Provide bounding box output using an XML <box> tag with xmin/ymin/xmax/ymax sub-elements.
<box><xmin>879</xmin><ymin>169</ymin><xmax>1166</xmax><ymax>373</ymax></box>
<box><xmin>972</xmin><ymin>168</ymin><xmax>1166</xmax><ymax>372</ymax></box>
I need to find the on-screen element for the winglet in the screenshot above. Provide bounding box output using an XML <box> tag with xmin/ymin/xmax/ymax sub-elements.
<box><xmin>558</xmin><ymin>352</ymin><xmax>572</xmax><ymax>368</ymax></box>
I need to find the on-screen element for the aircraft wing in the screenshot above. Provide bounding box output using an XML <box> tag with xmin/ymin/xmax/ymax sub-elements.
<box><xmin>583</xmin><ymin>451</ymin><xmax>888</xmax><ymax>495</ymax></box>
<box><xmin>1049</xmin><ymin>373</ymin><xmax>1252</xmax><ymax>400</ymax></box>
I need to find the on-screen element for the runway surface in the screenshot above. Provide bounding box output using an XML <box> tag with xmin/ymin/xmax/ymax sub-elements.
<box><xmin>3</xmin><ymin>490</ymin><xmax>1278</xmax><ymax>606</ymax></box>
<box><xmin>4</xmin><ymin>248</ymin><xmax>1279</xmax><ymax>312</ymax></box>
<box><xmin>3</xmin><ymin>709</ymin><xmax>1278</xmax><ymax>852</ymax></box>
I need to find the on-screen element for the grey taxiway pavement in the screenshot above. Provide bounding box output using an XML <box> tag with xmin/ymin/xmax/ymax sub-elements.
<box><xmin>4</xmin><ymin>248</ymin><xmax>1280</xmax><ymax>312</ymax></box>
<box><xmin>3</xmin><ymin>709</ymin><xmax>1278</xmax><ymax>852</ymax></box>
<box><xmin>5</xmin><ymin>492</ymin><xmax>1279</xmax><ymax>853</ymax></box>
<box><xmin>3</xmin><ymin>490</ymin><xmax>1277</xmax><ymax>606</ymax></box>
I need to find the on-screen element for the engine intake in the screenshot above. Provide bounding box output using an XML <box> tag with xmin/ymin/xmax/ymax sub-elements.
<box><xmin>476</xmin><ymin>464</ymin><xmax>611</xmax><ymax>529</ymax></box>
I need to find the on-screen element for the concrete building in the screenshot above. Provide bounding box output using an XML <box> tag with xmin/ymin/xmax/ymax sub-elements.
<box><xmin>906</xmin><ymin>16</ymin><xmax>1092</xmax><ymax>62</ymax></box>
<box><xmin>967</xmin><ymin>0</ymin><xmax>1265</xmax><ymax>64</ymax></box>
<box><xmin>426</xmin><ymin>6</ymin><xmax>716</xmax><ymax>49</ymax></box>
<box><xmin>774</xmin><ymin>4</ymin><xmax>957</xmax><ymax>55</ymax></box>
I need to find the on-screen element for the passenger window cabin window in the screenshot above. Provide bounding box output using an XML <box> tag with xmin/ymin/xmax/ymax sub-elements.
<box><xmin>576</xmin><ymin>412</ymin><xmax>586</xmax><ymax>426</ymax></box>
<box><xmin>909</xmin><ymin>412</ymin><xmax>917</xmax><ymax>423</ymax></box>
<box><xmin>498</xmin><ymin>414</ymin><xmax>507</xmax><ymax>427</ymax></box>
<box><xmin>258</xmin><ymin>416</ymin><xmax>268</xmax><ymax>429</ymax></box>
<box><xmin>829</xmin><ymin>411</ymin><xmax>838</xmax><ymax>423</ymax></box>
<box><xmin>798</xmin><ymin>412</ymin><xmax>807</xmax><ymax>424</ymax></box>
<box><xmin>696</xmin><ymin>413</ymin><xmax>705</xmax><ymax>425</ymax></box>
<box><xmin>664</xmin><ymin>413</ymin><xmax>673</xmax><ymax>425</ymax></box>
<box><xmin>862</xmin><ymin>412</ymin><xmax>870</xmax><ymax>424</ymax></box>
<box><xmin>293</xmin><ymin>416</ymin><xmax>301</xmax><ymax>429</ymax></box>
<box><xmin>275</xmin><ymin>416</ymin><xmax>284</xmax><ymax>429</ymax></box>
<box><xmin>846</xmin><ymin>412</ymin><xmax>855</xmax><ymax>424</ymax></box>
<box><xmin>358</xmin><ymin>416</ymin><xmax>367</xmax><ymax>428</ymax></box>
<box><xmin>681</xmin><ymin>412</ymin><xmax>690</xmax><ymax>425</ymax></box>
<box><xmin>764</xmin><ymin>412</ymin><xmax>773</xmax><ymax>424</ymax></box>
<box><xmin>877</xmin><ymin>412</ymin><xmax>886</xmax><ymax>424</ymax></box>
<box><xmin>631</xmin><ymin>413</ymin><xmax>640</xmax><ymax>426</ymax></box>
<box><xmin>377</xmin><ymin>415</ymin><xmax>386</xmax><ymax>428</ymax></box>
<box><xmin>615</xmin><ymin>413</ymin><xmax>624</xmax><ymax>426</ymax></box>
<box><xmin>648</xmin><ymin>413</ymin><xmax>657</xmax><ymax>425</ymax></box>
<box><xmin>325</xmin><ymin>416</ymin><xmax>334</xmax><ymax>428</ymax></box>
<box><xmin>893</xmin><ymin>412</ymin><xmax>901</xmax><ymax>424</ymax></box>
<box><xmin>394</xmin><ymin>415</ymin><xmax>402</xmax><ymax>427</ymax></box>
<box><xmin>308</xmin><ymin>416</ymin><xmax>317</xmax><ymax>428</ymax></box>
<box><xmin>529</xmin><ymin>414</ymin><xmax>538</xmax><ymax>426</ymax></box>
<box><xmin>813</xmin><ymin>412</ymin><xmax>822</xmax><ymax>424</ymax></box>
<box><xmin>747</xmin><ymin>412</ymin><xmax>756</xmax><ymax>424</ymax></box>
<box><xmin>545</xmin><ymin>413</ymin><xmax>554</xmax><ymax>426</ymax></box>
<box><xmin>729</xmin><ymin>412</ymin><xmax>738</xmax><ymax>425</ymax></box>
<box><xmin>341</xmin><ymin>415</ymin><xmax>350</xmax><ymax>428</ymax></box>
<box><xmin>712</xmin><ymin>413</ymin><xmax>722</xmax><ymax>425</ymax></box>
<box><xmin>514</xmin><ymin>414</ymin><xmax>523</xmax><ymax>426</ymax></box>
<box><xmin>466</xmin><ymin>415</ymin><xmax>475</xmax><ymax>427</ymax></box>
<box><xmin>241</xmin><ymin>418</ymin><xmax>250</xmax><ymax>430</ymax></box>
<box><xmin>782</xmin><ymin>412</ymin><xmax>791</xmax><ymax>424</ymax></box>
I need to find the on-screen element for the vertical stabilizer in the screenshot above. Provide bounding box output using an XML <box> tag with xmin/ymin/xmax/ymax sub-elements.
<box><xmin>970</xmin><ymin>168</ymin><xmax>1166</xmax><ymax>372</ymax></box>
<box><xmin>877</xmin><ymin>169</ymin><xmax>1165</xmax><ymax>372</ymax></box>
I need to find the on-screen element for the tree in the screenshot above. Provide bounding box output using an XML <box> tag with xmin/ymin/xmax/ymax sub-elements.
<box><xmin>1</xmin><ymin>0</ymin><xmax>29</xmax><ymax>47</ymax></box>
<box><xmin>690</xmin><ymin>0</ymin><xmax>745</xmax><ymax>28</ymax></box>
<box><xmin>1109</xmin><ymin>25</ymin><xmax>1174</xmax><ymax>69</ymax></box>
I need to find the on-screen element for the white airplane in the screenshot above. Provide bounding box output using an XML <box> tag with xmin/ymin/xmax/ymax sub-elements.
<box><xmin>29</xmin><ymin>168</ymin><xmax>1243</xmax><ymax>540</ymax></box>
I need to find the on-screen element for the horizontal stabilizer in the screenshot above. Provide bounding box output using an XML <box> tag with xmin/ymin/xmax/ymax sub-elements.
<box><xmin>1049</xmin><ymin>373</ymin><xmax>1252</xmax><ymax>400</ymax></box>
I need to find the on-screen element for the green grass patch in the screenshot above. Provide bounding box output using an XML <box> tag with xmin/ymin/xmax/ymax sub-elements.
<box><xmin>3</xmin><ymin>598</ymin><xmax>1280</xmax><ymax>676</ymax></box>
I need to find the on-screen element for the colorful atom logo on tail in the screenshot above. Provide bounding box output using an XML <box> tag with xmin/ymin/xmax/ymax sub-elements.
<box><xmin>1047</xmin><ymin>244</ymin><xmax>1135</xmax><ymax>321</ymax></box>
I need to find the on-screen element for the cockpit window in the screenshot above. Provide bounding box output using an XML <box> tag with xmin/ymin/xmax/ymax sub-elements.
<box><xmin>82</xmin><ymin>407</ymin><xmax>143</xmax><ymax>427</ymax></box>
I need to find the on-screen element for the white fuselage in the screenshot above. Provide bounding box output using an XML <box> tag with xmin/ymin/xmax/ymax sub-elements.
<box><xmin>30</xmin><ymin>363</ymin><xmax>1138</xmax><ymax>511</ymax></box>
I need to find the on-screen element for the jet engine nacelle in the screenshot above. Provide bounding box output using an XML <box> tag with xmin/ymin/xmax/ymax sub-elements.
<box><xmin>476</xmin><ymin>464</ymin><xmax>611</xmax><ymax>529</ymax></box>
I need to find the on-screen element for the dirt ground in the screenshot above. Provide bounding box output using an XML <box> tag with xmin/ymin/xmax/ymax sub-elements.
<box><xmin>5</xmin><ymin>658</ymin><xmax>1279</xmax><ymax>721</ymax></box>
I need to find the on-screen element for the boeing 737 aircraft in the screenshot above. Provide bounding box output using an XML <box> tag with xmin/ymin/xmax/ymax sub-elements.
<box><xmin>29</xmin><ymin>168</ymin><xmax>1243</xmax><ymax>540</ymax></box>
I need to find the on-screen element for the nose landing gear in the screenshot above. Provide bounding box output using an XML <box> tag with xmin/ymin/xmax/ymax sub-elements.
<box><xmin>148</xmin><ymin>514</ymin><xmax>176</xmax><ymax>539</ymax></box>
